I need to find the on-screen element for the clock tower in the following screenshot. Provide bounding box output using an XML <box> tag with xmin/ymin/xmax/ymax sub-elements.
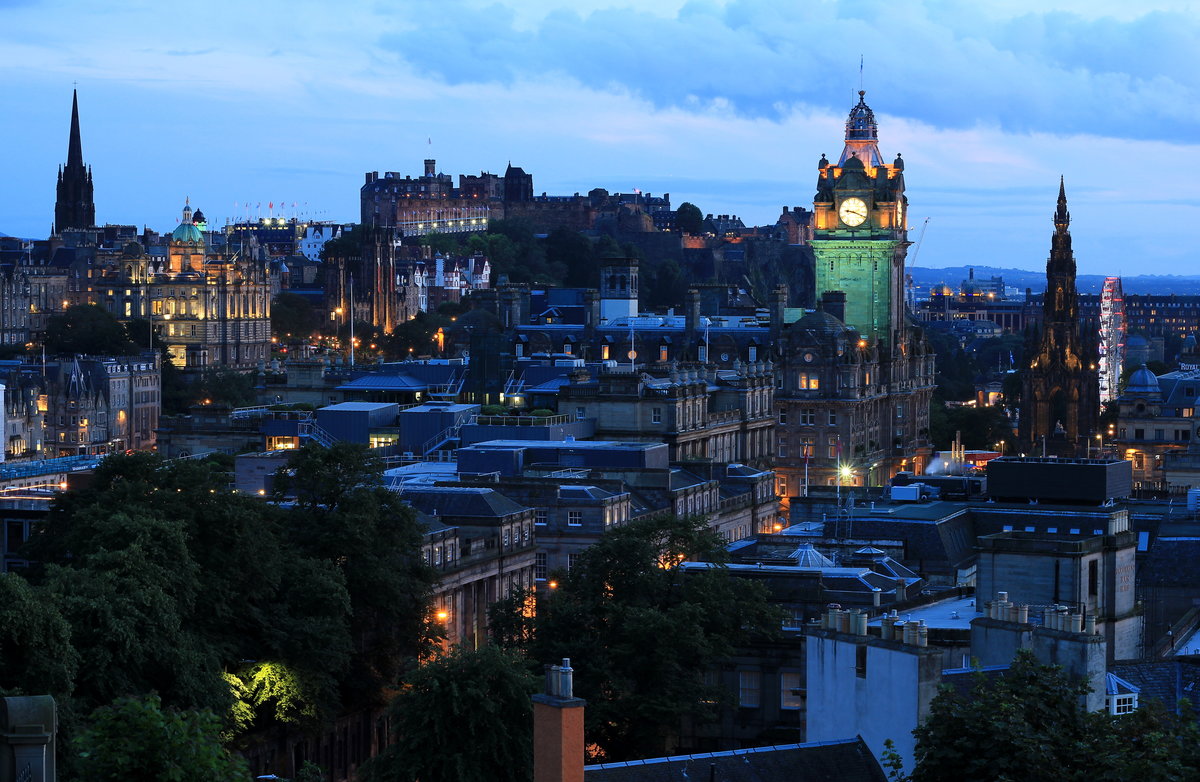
<box><xmin>811</xmin><ymin>91</ymin><xmax>908</xmax><ymax>345</ymax></box>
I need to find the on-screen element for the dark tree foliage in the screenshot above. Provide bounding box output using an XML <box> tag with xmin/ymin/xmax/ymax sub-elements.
<box><xmin>272</xmin><ymin>292</ymin><xmax>320</xmax><ymax>341</ymax></box>
<box><xmin>675</xmin><ymin>202</ymin><xmax>704</xmax><ymax>235</ymax></box>
<box><xmin>10</xmin><ymin>447</ymin><xmax>433</xmax><ymax>761</ymax></box>
<box><xmin>44</xmin><ymin>305</ymin><xmax>136</xmax><ymax>357</ymax></box>
<box><xmin>905</xmin><ymin>650</ymin><xmax>1200</xmax><ymax>782</ymax></box>
<box><xmin>74</xmin><ymin>695</ymin><xmax>249</xmax><ymax>782</ymax></box>
<box><xmin>195</xmin><ymin>368</ymin><xmax>257</xmax><ymax>408</ymax></box>
<box><xmin>0</xmin><ymin>571</ymin><xmax>78</xmax><ymax>698</ymax></box>
<box><xmin>359</xmin><ymin>645</ymin><xmax>536</xmax><ymax>782</ymax></box>
<box><xmin>545</xmin><ymin>227</ymin><xmax>598</xmax><ymax>288</ymax></box>
<box><xmin>419</xmin><ymin>231</ymin><xmax>463</xmax><ymax>256</ymax></box>
<box><xmin>928</xmin><ymin>400</ymin><xmax>1013</xmax><ymax>451</ymax></box>
<box><xmin>274</xmin><ymin>443</ymin><xmax>439</xmax><ymax>708</ymax></box>
<box><xmin>495</xmin><ymin>515</ymin><xmax>782</xmax><ymax>762</ymax></box>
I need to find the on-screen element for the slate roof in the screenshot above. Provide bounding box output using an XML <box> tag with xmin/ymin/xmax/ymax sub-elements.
<box><xmin>1109</xmin><ymin>659</ymin><xmax>1200</xmax><ymax>713</ymax></box>
<box><xmin>400</xmin><ymin>486</ymin><xmax>528</xmax><ymax>520</ymax></box>
<box><xmin>584</xmin><ymin>738</ymin><xmax>886</xmax><ymax>782</ymax></box>
<box><xmin>1140</xmin><ymin>538</ymin><xmax>1200</xmax><ymax>588</ymax></box>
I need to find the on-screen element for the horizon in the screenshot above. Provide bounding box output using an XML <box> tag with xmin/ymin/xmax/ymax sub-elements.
<box><xmin>1</xmin><ymin>0</ymin><xmax>1196</xmax><ymax>276</ymax></box>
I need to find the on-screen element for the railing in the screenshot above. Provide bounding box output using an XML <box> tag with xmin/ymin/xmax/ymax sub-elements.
<box><xmin>298</xmin><ymin>420</ymin><xmax>337</xmax><ymax>448</ymax></box>
<box><xmin>475</xmin><ymin>414</ymin><xmax>574</xmax><ymax>427</ymax></box>
<box><xmin>421</xmin><ymin>414</ymin><xmax>476</xmax><ymax>455</ymax></box>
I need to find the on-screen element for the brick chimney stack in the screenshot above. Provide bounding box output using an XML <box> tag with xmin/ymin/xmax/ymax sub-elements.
<box><xmin>533</xmin><ymin>658</ymin><xmax>586</xmax><ymax>782</ymax></box>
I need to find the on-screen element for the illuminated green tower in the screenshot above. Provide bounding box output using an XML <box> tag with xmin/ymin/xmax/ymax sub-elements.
<box><xmin>812</xmin><ymin>91</ymin><xmax>908</xmax><ymax>346</ymax></box>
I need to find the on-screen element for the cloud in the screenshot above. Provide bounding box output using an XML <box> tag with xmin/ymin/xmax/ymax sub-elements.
<box><xmin>377</xmin><ymin>0</ymin><xmax>1199</xmax><ymax>142</ymax></box>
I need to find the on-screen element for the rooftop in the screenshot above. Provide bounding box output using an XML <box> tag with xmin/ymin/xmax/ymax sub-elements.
<box><xmin>868</xmin><ymin>595</ymin><xmax>981</xmax><ymax>630</ymax></box>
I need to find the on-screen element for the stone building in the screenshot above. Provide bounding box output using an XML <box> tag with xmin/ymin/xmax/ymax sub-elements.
<box><xmin>1021</xmin><ymin>180</ymin><xmax>1099</xmax><ymax>455</ymax></box>
<box><xmin>87</xmin><ymin>202</ymin><xmax>274</xmax><ymax>371</ymax></box>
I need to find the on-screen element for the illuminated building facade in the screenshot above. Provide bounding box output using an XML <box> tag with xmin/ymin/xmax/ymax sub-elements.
<box><xmin>89</xmin><ymin>202</ymin><xmax>274</xmax><ymax>371</ymax></box>
<box><xmin>811</xmin><ymin>91</ymin><xmax>908</xmax><ymax>346</ymax></box>
<box><xmin>774</xmin><ymin>94</ymin><xmax>935</xmax><ymax>492</ymax></box>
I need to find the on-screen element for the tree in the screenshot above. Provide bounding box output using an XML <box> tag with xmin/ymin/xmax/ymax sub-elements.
<box><xmin>675</xmin><ymin>202</ymin><xmax>704</xmax><ymax>235</ymax></box>
<box><xmin>43</xmin><ymin>305</ymin><xmax>135</xmax><ymax>356</ymax></box>
<box><xmin>908</xmin><ymin>649</ymin><xmax>1200</xmax><ymax>782</ymax></box>
<box><xmin>359</xmin><ymin>645</ymin><xmax>536</xmax><ymax>782</ymax></box>
<box><xmin>0</xmin><ymin>571</ymin><xmax>78</xmax><ymax>698</ymax></box>
<box><xmin>272</xmin><ymin>292</ymin><xmax>319</xmax><ymax>341</ymax></box>
<box><xmin>502</xmin><ymin>515</ymin><xmax>782</xmax><ymax>761</ymax></box>
<box><xmin>73</xmin><ymin>695</ymin><xmax>249</xmax><ymax>782</ymax></box>
<box><xmin>274</xmin><ymin>443</ymin><xmax>438</xmax><ymax>708</ymax></box>
<box><xmin>195</xmin><ymin>368</ymin><xmax>257</xmax><ymax>408</ymax></box>
<box><xmin>419</xmin><ymin>231</ymin><xmax>462</xmax><ymax>256</ymax></box>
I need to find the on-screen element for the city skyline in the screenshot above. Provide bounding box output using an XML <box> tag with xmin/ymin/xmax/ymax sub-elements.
<box><xmin>1</xmin><ymin>0</ymin><xmax>1196</xmax><ymax>276</ymax></box>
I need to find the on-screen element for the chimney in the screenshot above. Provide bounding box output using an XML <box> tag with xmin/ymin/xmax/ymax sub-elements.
<box><xmin>533</xmin><ymin>658</ymin><xmax>586</xmax><ymax>782</ymax></box>
<box><xmin>685</xmin><ymin>288</ymin><xmax>701</xmax><ymax>337</ymax></box>
<box><xmin>820</xmin><ymin>290</ymin><xmax>846</xmax><ymax>323</ymax></box>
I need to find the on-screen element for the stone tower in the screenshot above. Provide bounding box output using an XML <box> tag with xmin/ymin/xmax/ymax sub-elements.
<box><xmin>811</xmin><ymin>91</ymin><xmax>908</xmax><ymax>346</ymax></box>
<box><xmin>1021</xmin><ymin>179</ymin><xmax>1099</xmax><ymax>455</ymax></box>
<box><xmin>54</xmin><ymin>89</ymin><xmax>96</xmax><ymax>233</ymax></box>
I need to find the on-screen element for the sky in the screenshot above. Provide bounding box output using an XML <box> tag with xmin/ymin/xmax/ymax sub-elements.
<box><xmin>1</xmin><ymin>0</ymin><xmax>1197</xmax><ymax>276</ymax></box>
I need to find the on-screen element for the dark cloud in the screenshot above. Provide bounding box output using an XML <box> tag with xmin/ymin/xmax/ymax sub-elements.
<box><xmin>378</xmin><ymin>0</ymin><xmax>1198</xmax><ymax>142</ymax></box>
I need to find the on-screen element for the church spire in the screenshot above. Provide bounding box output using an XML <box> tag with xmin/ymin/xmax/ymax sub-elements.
<box><xmin>67</xmin><ymin>88</ymin><xmax>84</xmax><ymax>169</ymax></box>
<box><xmin>54</xmin><ymin>88</ymin><xmax>96</xmax><ymax>233</ymax></box>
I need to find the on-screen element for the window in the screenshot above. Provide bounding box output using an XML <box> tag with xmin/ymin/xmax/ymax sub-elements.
<box><xmin>535</xmin><ymin>509</ymin><xmax>548</xmax><ymax>526</ymax></box>
<box><xmin>777</xmin><ymin>437</ymin><xmax>788</xmax><ymax>458</ymax></box>
<box><xmin>1112</xmin><ymin>694</ymin><xmax>1137</xmax><ymax>715</ymax></box>
<box><xmin>1088</xmin><ymin>560</ymin><xmax>1098</xmax><ymax>597</ymax></box>
<box><xmin>829</xmin><ymin>410</ymin><xmax>838</xmax><ymax>426</ymax></box>
<box><xmin>778</xmin><ymin>409</ymin><xmax>787</xmax><ymax>425</ymax></box>
<box><xmin>567</xmin><ymin>552</ymin><xmax>582</xmax><ymax>572</ymax></box>
<box><xmin>503</xmin><ymin>529</ymin><xmax>510</xmax><ymax>548</ymax></box>
<box><xmin>799</xmin><ymin>373</ymin><xmax>819</xmax><ymax>390</ymax></box>
<box><xmin>896</xmin><ymin>404</ymin><xmax>904</xmax><ymax>418</ymax></box>
<box><xmin>698</xmin><ymin>344</ymin><xmax>707</xmax><ymax>362</ymax></box>
<box><xmin>601</xmin><ymin>344</ymin><xmax>610</xmax><ymax>360</ymax></box>
<box><xmin>659</xmin><ymin>345</ymin><xmax>669</xmax><ymax>362</ymax></box>
<box><xmin>652</xmin><ymin>407</ymin><xmax>662</xmax><ymax>424</ymax></box>
<box><xmin>1155</xmin><ymin>429</ymin><xmax>1165</xmax><ymax>441</ymax></box>
<box><xmin>748</xmin><ymin>346</ymin><xmax>758</xmax><ymax>362</ymax></box>
<box><xmin>568</xmin><ymin>510</ymin><xmax>583</xmax><ymax>526</ymax></box>
<box><xmin>535</xmin><ymin>552</ymin><xmax>548</xmax><ymax>580</ymax></box>
<box><xmin>856</xmin><ymin>645</ymin><xmax>868</xmax><ymax>678</ymax></box>
<box><xmin>575</xmin><ymin>407</ymin><xmax>586</xmax><ymax>420</ymax></box>
<box><xmin>780</xmin><ymin>672</ymin><xmax>803</xmax><ymax>710</ymax></box>
<box><xmin>738</xmin><ymin>671</ymin><xmax>761</xmax><ymax>708</ymax></box>
<box><xmin>1134</xmin><ymin>429</ymin><xmax>1145</xmax><ymax>440</ymax></box>
<box><xmin>800</xmin><ymin>409</ymin><xmax>815</xmax><ymax>426</ymax></box>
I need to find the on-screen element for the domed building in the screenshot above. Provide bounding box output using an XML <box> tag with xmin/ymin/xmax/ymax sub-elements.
<box><xmin>1113</xmin><ymin>362</ymin><xmax>1200</xmax><ymax>490</ymax></box>
<box><xmin>89</xmin><ymin>200</ymin><xmax>275</xmax><ymax>371</ymax></box>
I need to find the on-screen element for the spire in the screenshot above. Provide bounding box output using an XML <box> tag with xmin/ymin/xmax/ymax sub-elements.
<box><xmin>1054</xmin><ymin>176</ymin><xmax>1070</xmax><ymax>230</ymax></box>
<box><xmin>67</xmin><ymin>88</ymin><xmax>84</xmax><ymax>169</ymax></box>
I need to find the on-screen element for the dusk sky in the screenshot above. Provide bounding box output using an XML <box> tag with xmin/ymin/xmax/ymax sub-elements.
<box><xmin>2</xmin><ymin>0</ymin><xmax>1196</xmax><ymax>276</ymax></box>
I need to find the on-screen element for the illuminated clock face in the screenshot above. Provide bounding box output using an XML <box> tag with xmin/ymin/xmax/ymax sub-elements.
<box><xmin>839</xmin><ymin>197</ymin><xmax>868</xmax><ymax>227</ymax></box>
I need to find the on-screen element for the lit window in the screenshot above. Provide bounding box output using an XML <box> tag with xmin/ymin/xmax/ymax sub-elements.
<box><xmin>780</xmin><ymin>672</ymin><xmax>803</xmax><ymax>710</ymax></box>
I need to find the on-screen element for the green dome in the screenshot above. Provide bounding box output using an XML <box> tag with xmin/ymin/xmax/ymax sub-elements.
<box><xmin>171</xmin><ymin>221</ymin><xmax>204</xmax><ymax>243</ymax></box>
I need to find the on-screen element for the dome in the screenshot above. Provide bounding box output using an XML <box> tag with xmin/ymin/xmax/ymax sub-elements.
<box><xmin>1123</xmin><ymin>364</ymin><xmax>1161</xmax><ymax>399</ymax></box>
<box><xmin>793</xmin><ymin>309</ymin><xmax>856</xmax><ymax>342</ymax></box>
<box><xmin>790</xmin><ymin>543</ymin><xmax>834</xmax><ymax>569</ymax></box>
<box><xmin>171</xmin><ymin>221</ymin><xmax>204</xmax><ymax>243</ymax></box>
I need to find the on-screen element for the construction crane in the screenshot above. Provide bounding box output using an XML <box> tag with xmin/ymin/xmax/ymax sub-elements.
<box><xmin>905</xmin><ymin>217</ymin><xmax>930</xmax><ymax>310</ymax></box>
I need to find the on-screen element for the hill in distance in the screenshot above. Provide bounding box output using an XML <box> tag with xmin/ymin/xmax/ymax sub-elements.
<box><xmin>909</xmin><ymin>265</ymin><xmax>1200</xmax><ymax>296</ymax></box>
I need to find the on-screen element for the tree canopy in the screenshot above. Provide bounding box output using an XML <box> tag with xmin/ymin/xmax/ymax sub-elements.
<box><xmin>73</xmin><ymin>695</ymin><xmax>249</xmax><ymax>782</ymax></box>
<box><xmin>493</xmin><ymin>514</ymin><xmax>781</xmax><ymax>761</ymax></box>
<box><xmin>675</xmin><ymin>202</ymin><xmax>704</xmax><ymax>235</ymax></box>
<box><xmin>272</xmin><ymin>291</ymin><xmax>320</xmax><ymax>341</ymax></box>
<box><xmin>359</xmin><ymin>645</ymin><xmax>536</xmax><ymax>782</ymax></box>
<box><xmin>9</xmin><ymin>446</ymin><xmax>435</xmax><ymax>773</ymax></box>
<box><xmin>902</xmin><ymin>650</ymin><xmax>1200</xmax><ymax>782</ymax></box>
<box><xmin>43</xmin><ymin>304</ymin><xmax>136</xmax><ymax>357</ymax></box>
